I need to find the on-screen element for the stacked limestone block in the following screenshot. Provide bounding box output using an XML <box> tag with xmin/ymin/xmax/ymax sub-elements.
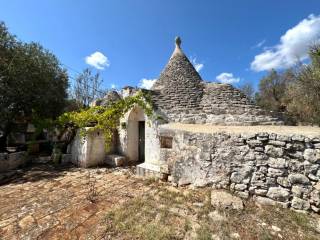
<box><xmin>200</xmin><ymin>83</ymin><xmax>281</xmax><ymax>125</ymax></box>
<box><xmin>151</xmin><ymin>37</ymin><xmax>204</xmax><ymax>123</ymax></box>
<box><xmin>159</xmin><ymin>128</ymin><xmax>320</xmax><ymax>212</ymax></box>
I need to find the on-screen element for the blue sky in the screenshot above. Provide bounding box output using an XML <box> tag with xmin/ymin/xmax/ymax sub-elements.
<box><xmin>1</xmin><ymin>1</ymin><xmax>320</xmax><ymax>91</ymax></box>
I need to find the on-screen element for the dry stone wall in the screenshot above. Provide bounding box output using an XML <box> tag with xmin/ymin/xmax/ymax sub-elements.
<box><xmin>199</xmin><ymin>83</ymin><xmax>282</xmax><ymax>125</ymax></box>
<box><xmin>0</xmin><ymin>152</ymin><xmax>29</xmax><ymax>172</ymax></box>
<box><xmin>159</xmin><ymin>129</ymin><xmax>320</xmax><ymax>212</ymax></box>
<box><xmin>150</xmin><ymin>82</ymin><xmax>283</xmax><ymax>125</ymax></box>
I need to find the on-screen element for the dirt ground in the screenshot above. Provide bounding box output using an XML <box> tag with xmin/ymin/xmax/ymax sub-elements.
<box><xmin>1</xmin><ymin>163</ymin><xmax>320</xmax><ymax>240</ymax></box>
<box><xmin>0</xmin><ymin>164</ymin><xmax>152</xmax><ymax>240</ymax></box>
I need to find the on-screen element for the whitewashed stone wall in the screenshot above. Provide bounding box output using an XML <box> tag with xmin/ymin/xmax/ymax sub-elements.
<box><xmin>159</xmin><ymin>129</ymin><xmax>320</xmax><ymax>212</ymax></box>
<box><xmin>118</xmin><ymin>106</ymin><xmax>160</xmax><ymax>165</ymax></box>
<box><xmin>70</xmin><ymin>128</ymin><xmax>106</xmax><ymax>167</ymax></box>
<box><xmin>145</xmin><ymin>122</ymin><xmax>160</xmax><ymax>165</ymax></box>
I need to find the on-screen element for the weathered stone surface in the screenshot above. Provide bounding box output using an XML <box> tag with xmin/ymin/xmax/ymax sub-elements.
<box><xmin>230</xmin><ymin>168</ymin><xmax>252</xmax><ymax>184</ymax></box>
<box><xmin>255</xmin><ymin>189</ymin><xmax>268</xmax><ymax>196</ymax></box>
<box><xmin>268</xmin><ymin>140</ymin><xmax>286</xmax><ymax>147</ymax></box>
<box><xmin>291</xmin><ymin>197</ymin><xmax>310</xmax><ymax>210</ymax></box>
<box><xmin>254</xmin><ymin>147</ymin><xmax>264</xmax><ymax>152</ymax></box>
<box><xmin>236</xmin><ymin>191</ymin><xmax>249</xmax><ymax>199</ymax></box>
<box><xmin>267</xmin><ymin>168</ymin><xmax>285</xmax><ymax>177</ymax></box>
<box><xmin>277</xmin><ymin>135</ymin><xmax>290</xmax><ymax>142</ymax></box>
<box><xmin>211</xmin><ymin>190</ymin><xmax>244</xmax><ymax>210</ymax></box>
<box><xmin>311</xmin><ymin>205</ymin><xmax>320</xmax><ymax>212</ymax></box>
<box><xmin>247</xmin><ymin>140</ymin><xmax>263</xmax><ymax>147</ymax></box>
<box><xmin>303</xmin><ymin>161</ymin><xmax>318</xmax><ymax>175</ymax></box>
<box><xmin>266</xmin><ymin>177</ymin><xmax>276</xmax><ymax>185</ymax></box>
<box><xmin>292</xmin><ymin>135</ymin><xmax>305</xmax><ymax>142</ymax></box>
<box><xmin>288</xmin><ymin>174</ymin><xmax>310</xmax><ymax>185</ymax></box>
<box><xmin>234</xmin><ymin>184</ymin><xmax>247</xmax><ymax>191</ymax></box>
<box><xmin>277</xmin><ymin>177</ymin><xmax>291</xmax><ymax>188</ymax></box>
<box><xmin>303</xmin><ymin>149</ymin><xmax>320</xmax><ymax>163</ymax></box>
<box><xmin>266</xmin><ymin>187</ymin><xmax>290</xmax><ymax>201</ymax></box>
<box><xmin>178</xmin><ymin>177</ymin><xmax>191</xmax><ymax>186</ymax></box>
<box><xmin>312</xmin><ymin>137</ymin><xmax>320</xmax><ymax>143</ymax></box>
<box><xmin>106</xmin><ymin>154</ymin><xmax>126</xmax><ymax>167</ymax></box>
<box><xmin>308</xmin><ymin>174</ymin><xmax>319</xmax><ymax>181</ymax></box>
<box><xmin>267</xmin><ymin>158</ymin><xmax>287</xmax><ymax>169</ymax></box>
<box><xmin>255</xmin><ymin>196</ymin><xmax>289</xmax><ymax>208</ymax></box>
<box><xmin>287</xmin><ymin>151</ymin><xmax>304</xmax><ymax>160</ymax></box>
<box><xmin>310</xmin><ymin>190</ymin><xmax>320</xmax><ymax>206</ymax></box>
<box><xmin>265</xmin><ymin>145</ymin><xmax>284</xmax><ymax>158</ymax></box>
<box><xmin>292</xmin><ymin>185</ymin><xmax>305</xmax><ymax>197</ymax></box>
<box><xmin>162</xmin><ymin>128</ymin><xmax>320</xmax><ymax>213</ymax></box>
<box><xmin>292</xmin><ymin>142</ymin><xmax>305</xmax><ymax>151</ymax></box>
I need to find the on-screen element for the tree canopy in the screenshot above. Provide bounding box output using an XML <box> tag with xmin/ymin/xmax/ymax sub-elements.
<box><xmin>256</xmin><ymin>44</ymin><xmax>320</xmax><ymax>125</ymax></box>
<box><xmin>0</xmin><ymin>21</ymin><xmax>68</xmax><ymax>148</ymax></box>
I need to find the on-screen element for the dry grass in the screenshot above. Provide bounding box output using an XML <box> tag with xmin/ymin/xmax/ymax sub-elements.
<box><xmin>103</xmin><ymin>181</ymin><xmax>320</xmax><ymax>240</ymax></box>
<box><xmin>162</xmin><ymin>123</ymin><xmax>320</xmax><ymax>137</ymax></box>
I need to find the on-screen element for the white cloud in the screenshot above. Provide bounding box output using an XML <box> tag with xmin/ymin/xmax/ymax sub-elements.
<box><xmin>216</xmin><ymin>72</ymin><xmax>240</xmax><ymax>84</ymax></box>
<box><xmin>191</xmin><ymin>57</ymin><xmax>204</xmax><ymax>72</ymax></box>
<box><xmin>139</xmin><ymin>78</ymin><xmax>157</xmax><ymax>89</ymax></box>
<box><xmin>252</xmin><ymin>39</ymin><xmax>266</xmax><ymax>49</ymax></box>
<box><xmin>85</xmin><ymin>51</ymin><xmax>110</xmax><ymax>70</ymax></box>
<box><xmin>251</xmin><ymin>14</ymin><xmax>320</xmax><ymax>71</ymax></box>
<box><xmin>110</xmin><ymin>83</ymin><xmax>117</xmax><ymax>89</ymax></box>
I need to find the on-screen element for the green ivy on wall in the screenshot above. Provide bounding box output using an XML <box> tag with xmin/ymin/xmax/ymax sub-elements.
<box><xmin>58</xmin><ymin>91</ymin><xmax>154</xmax><ymax>149</ymax></box>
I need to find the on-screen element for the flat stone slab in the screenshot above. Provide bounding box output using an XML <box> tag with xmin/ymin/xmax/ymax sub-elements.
<box><xmin>211</xmin><ymin>190</ymin><xmax>244</xmax><ymax>210</ymax></box>
<box><xmin>162</xmin><ymin>123</ymin><xmax>320</xmax><ymax>138</ymax></box>
<box><xmin>136</xmin><ymin>162</ymin><xmax>161</xmax><ymax>178</ymax></box>
<box><xmin>106</xmin><ymin>154</ymin><xmax>126</xmax><ymax>167</ymax></box>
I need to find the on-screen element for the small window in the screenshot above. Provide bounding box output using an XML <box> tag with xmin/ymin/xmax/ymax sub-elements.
<box><xmin>160</xmin><ymin>136</ymin><xmax>173</xmax><ymax>149</ymax></box>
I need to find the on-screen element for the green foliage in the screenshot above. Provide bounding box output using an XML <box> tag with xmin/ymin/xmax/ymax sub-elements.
<box><xmin>256</xmin><ymin>69</ymin><xmax>294</xmax><ymax>112</ymax></box>
<box><xmin>256</xmin><ymin>44</ymin><xmax>320</xmax><ymax>125</ymax></box>
<box><xmin>284</xmin><ymin>45</ymin><xmax>320</xmax><ymax>125</ymax></box>
<box><xmin>58</xmin><ymin>91</ymin><xmax>154</xmax><ymax>149</ymax></box>
<box><xmin>0</xmin><ymin>21</ymin><xmax>68</xmax><ymax>148</ymax></box>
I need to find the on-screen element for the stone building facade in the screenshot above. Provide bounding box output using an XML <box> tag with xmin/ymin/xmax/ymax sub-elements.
<box><xmin>69</xmin><ymin>37</ymin><xmax>320</xmax><ymax>212</ymax></box>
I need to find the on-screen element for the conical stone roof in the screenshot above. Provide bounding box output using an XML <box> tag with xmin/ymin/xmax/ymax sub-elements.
<box><xmin>146</xmin><ymin>37</ymin><xmax>283</xmax><ymax>125</ymax></box>
<box><xmin>151</xmin><ymin>37</ymin><xmax>204</xmax><ymax>116</ymax></box>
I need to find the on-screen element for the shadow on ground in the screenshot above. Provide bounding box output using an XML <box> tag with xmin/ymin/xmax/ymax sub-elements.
<box><xmin>0</xmin><ymin>163</ymin><xmax>77</xmax><ymax>186</ymax></box>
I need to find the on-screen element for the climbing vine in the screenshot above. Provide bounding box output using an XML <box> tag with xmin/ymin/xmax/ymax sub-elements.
<box><xmin>58</xmin><ymin>91</ymin><xmax>154</xmax><ymax>149</ymax></box>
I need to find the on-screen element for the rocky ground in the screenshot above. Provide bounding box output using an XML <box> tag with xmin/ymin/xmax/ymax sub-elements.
<box><xmin>0</xmin><ymin>163</ymin><xmax>320</xmax><ymax>240</ymax></box>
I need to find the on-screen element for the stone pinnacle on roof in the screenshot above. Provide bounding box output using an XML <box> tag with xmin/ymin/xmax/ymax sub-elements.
<box><xmin>175</xmin><ymin>36</ymin><xmax>181</xmax><ymax>47</ymax></box>
<box><xmin>172</xmin><ymin>36</ymin><xmax>184</xmax><ymax>57</ymax></box>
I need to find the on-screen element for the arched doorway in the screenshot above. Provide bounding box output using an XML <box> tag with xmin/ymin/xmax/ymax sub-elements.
<box><xmin>127</xmin><ymin>106</ymin><xmax>145</xmax><ymax>162</ymax></box>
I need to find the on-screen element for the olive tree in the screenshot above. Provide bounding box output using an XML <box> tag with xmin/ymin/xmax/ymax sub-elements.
<box><xmin>0</xmin><ymin>22</ymin><xmax>68</xmax><ymax>150</ymax></box>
